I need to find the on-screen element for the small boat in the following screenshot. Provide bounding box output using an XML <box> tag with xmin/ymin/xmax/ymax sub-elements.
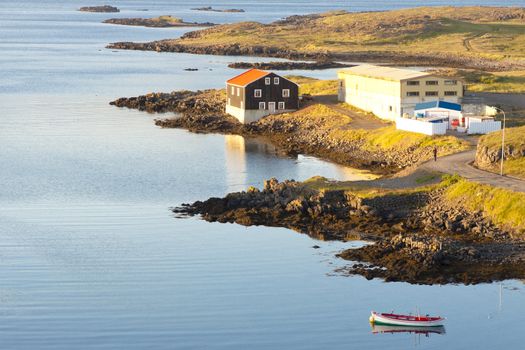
<box><xmin>369</xmin><ymin>311</ymin><xmax>445</xmax><ymax>327</ymax></box>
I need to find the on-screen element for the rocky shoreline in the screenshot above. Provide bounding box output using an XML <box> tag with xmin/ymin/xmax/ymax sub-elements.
<box><xmin>106</xmin><ymin>41</ymin><xmax>522</xmax><ymax>71</ymax></box>
<box><xmin>110</xmin><ymin>90</ymin><xmax>459</xmax><ymax>174</ymax></box>
<box><xmin>228</xmin><ymin>61</ymin><xmax>353</xmax><ymax>70</ymax></box>
<box><xmin>175</xmin><ymin>177</ymin><xmax>525</xmax><ymax>285</ymax></box>
<box><xmin>191</xmin><ymin>7</ymin><xmax>245</xmax><ymax>13</ymax></box>
<box><xmin>79</xmin><ymin>5</ymin><xmax>119</xmax><ymax>13</ymax></box>
<box><xmin>103</xmin><ymin>16</ymin><xmax>215</xmax><ymax>28</ymax></box>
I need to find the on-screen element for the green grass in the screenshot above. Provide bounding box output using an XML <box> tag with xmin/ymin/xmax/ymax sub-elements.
<box><xmin>173</xmin><ymin>7</ymin><xmax>525</xmax><ymax>63</ymax></box>
<box><xmin>478</xmin><ymin>125</ymin><xmax>525</xmax><ymax>150</ymax></box>
<box><xmin>432</xmin><ymin>69</ymin><xmax>525</xmax><ymax>93</ymax></box>
<box><xmin>286</xmin><ymin>75</ymin><xmax>339</xmax><ymax>95</ymax></box>
<box><xmin>444</xmin><ymin>176</ymin><xmax>525</xmax><ymax>234</ymax></box>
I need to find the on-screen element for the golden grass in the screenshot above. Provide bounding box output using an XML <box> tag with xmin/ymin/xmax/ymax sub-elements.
<box><xmin>478</xmin><ymin>125</ymin><xmax>525</xmax><ymax>150</ymax></box>
<box><xmin>432</xmin><ymin>69</ymin><xmax>525</xmax><ymax>93</ymax></box>
<box><xmin>444</xmin><ymin>176</ymin><xmax>525</xmax><ymax>234</ymax></box>
<box><xmin>175</xmin><ymin>7</ymin><xmax>525</xmax><ymax>62</ymax></box>
<box><xmin>286</xmin><ymin>75</ymin><xmax>339</xmax><ymax>96</ymax></box>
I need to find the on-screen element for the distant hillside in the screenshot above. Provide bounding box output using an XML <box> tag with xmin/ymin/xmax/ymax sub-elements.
<box><xmin>108</xmin><ymin>7</ymin><xmax>525</xmax><ymax>70</ymax></box>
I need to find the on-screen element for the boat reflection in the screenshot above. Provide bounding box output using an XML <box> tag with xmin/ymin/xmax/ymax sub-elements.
<box><xmin>371</xmin><ymin>324</ymin><xmax>446</xmax><ymax>336</ymax></box>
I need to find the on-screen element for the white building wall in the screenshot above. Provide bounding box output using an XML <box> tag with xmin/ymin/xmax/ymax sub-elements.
<box><xmin>467</xmin><ymin>121</ymin><xmax>501</xmax><ymax>134</ymax></box>
<box><xmin>226</xmin><ymin>105</ymin><xmax>294</xmax><ymax>124</ymax></box>
<box><xmin>395</xmin><ymin>117</ymin><xmax>447</xmax><ymax>136</ymax></box>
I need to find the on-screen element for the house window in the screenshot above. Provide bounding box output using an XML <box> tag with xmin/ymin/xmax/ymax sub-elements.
<box><xmin>407</xmin><ymin>91</ymin><xmax>419</xmax><ymax>97</ymax></box>
<box><xmin>445</xmin><ymin>80</ymin><xmax>457</xmax><ymax>85</ymax></box>
<box><xmin>237</xmin><ymin>88</ymin><xmax>240</xmax><ymax>96</ymax></box>
<box><xmin>282</xmin><ymin>89</ymin><xmax>290</xmax><ymax>98</ymax></box>
<box><xmin>445</xmin><ymin>91</ymin><xmax>458</xmax><ymax>96</ymax></box>
<box><xmin>426</xmin><ymin>80</ymin><xmax>439</xmax><ymax>85</ymax></box>
<box><xmin>278</xmin><ymin>102</ymin><xmax>285</xmax><ymax>110</ymax></box>
<box><xmin>254</xmin><ymin>89</ymin><xmax>262</xmax><ymax>98</ymax></box>
<box><xmin>265</xmin><ymin>77</ymin><xmax>271</xmax><ymax>85</ymax></box>
<box><xmin>259</xmin><ymin>102</ymin><xmax>266</xmax><ymax>110</ymax></box>
<box><xmin>425</xmin><ymin>91</ymin><xmax>438</xmax><ymax>96</ymax></box>
<box><xmin>231</xmin><ymin>86</ymin><xmax>235</xmax><ymax>94</ymax></box>
<box><xmin>228</xmin><ymin>98</ymin><xmax>231</xmax><ymax>105</ymax></box>
<box><xmin>274</xmin><ymin>77</ymin><xmax>280</xmax><ymax>85</ymax></box>
<box><xmin>407</xmin><ymin>81</ymin><xmax>420</xmax><ymax>86</ymax></box>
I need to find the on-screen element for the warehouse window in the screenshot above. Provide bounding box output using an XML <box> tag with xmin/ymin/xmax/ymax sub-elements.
<box><xmin>407</xmin><ymin>81</ymin><xmax>420</xmax><ymax>86</ymax></box>
<box><xmin>445</xmin><ymin>80</ymin><xmax>457</xmax><ymax>85</ymax></box>
<box><xmin>254</xmin><ymin>89</ymin><xmax>262</xmax><ymax>98</ymax></box>
<box><xmin>445</xmin><ymin>91</ymin><xmax>458</xmax><ymax>96</ymax></box>
<box><xmin>407</xmin><ymin>91</ymin><xmax>420</xmax><ymax>97</ymax></box>
<box><xmin>425</xmin><ymin>91</ymin><xmax>438</xmax><ymax>96</ymax></box>
<box><xmin>426</xmin><ymin>80</ymin><xmax>439</xmax><ymax>85</ymax></box>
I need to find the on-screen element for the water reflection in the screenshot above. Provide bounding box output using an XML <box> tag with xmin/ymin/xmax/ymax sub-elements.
<box><xmin>371</xmin><ymin>324</ymin><xmax>446</xmax><ymax>336</ymax></box>
<box><xmin>224</xmin><ymin>135</ymin><xmax>378</xmax><ymax>191</ymax></box>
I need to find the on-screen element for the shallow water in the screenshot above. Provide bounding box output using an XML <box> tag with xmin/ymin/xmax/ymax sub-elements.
<box><xmin>1</xmin><ymin>1</ymin><xmax>525</xmax><ymax>349</ymax></box>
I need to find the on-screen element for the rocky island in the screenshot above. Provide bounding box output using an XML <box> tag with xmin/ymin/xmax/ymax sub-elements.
<box><xmin>79</xmin><ymin>5</ymin><xmax>119</xmax><ymax>13</ymax></box>
<box><xmin>103</xmin><ymin>16</ymin><xmax>215</xmax><ymax>28</ymax></box>
<box><xmin>191</xmin><ymin>6</ymin><xmax>245</xmax><ymax>13</ymax></box>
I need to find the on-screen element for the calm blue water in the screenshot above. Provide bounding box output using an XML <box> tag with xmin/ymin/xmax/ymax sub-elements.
<box><xmin>1</xmin><ymin>1</ymin><xmax>525</xmax><ymax>349</ymax></box>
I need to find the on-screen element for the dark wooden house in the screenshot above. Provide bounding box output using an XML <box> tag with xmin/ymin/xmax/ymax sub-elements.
<box><xmin>226</xmin><ymin>69</ymin><xmax>299</xmax><ymax>123</ymax></box>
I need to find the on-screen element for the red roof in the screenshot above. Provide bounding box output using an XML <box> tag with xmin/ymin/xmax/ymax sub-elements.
<box><xmin>227</xmin><ymin>68</ymin><xmax>270</xmax><ymax>87</ymax></box>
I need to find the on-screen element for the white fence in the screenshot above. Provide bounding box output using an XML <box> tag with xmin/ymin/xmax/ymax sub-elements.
<box><xmin>468</xmin><ymin>120</ymin><xmax>501</xmax><ymax>135</ymax></box>
<box><xmin>395</xmin><ymin>117</ymin><xmax>447</xmax><ymax>136</ymax></box>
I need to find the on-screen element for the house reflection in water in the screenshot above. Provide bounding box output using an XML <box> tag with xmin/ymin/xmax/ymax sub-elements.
<box><xmin>224</xmin><ymin>135</ymin><xmax>378</xmax><ymax>192</ymax></box>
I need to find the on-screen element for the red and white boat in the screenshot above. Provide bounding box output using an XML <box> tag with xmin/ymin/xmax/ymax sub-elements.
<box><xmin>369</xmin><ymin>311</ymin><xmax>445</xmax><ymax>327</ymax></box>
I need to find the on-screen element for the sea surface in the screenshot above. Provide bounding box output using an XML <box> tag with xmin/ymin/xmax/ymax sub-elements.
<box><xmin>1</xmin><ymin>1</ymin><xmax>525</xmax><ymax>349</ymax></box>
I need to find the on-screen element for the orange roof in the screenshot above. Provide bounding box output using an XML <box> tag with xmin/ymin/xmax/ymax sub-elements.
<box><xmin>227</xmin><ymin>68</ymin><xmax>270</xmax><ymax>86</ymax></box>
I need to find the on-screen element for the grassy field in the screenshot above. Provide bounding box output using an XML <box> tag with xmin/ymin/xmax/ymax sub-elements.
<box><xmin>432</xmin><ymin>68</ymin><xmax>525</xmax><ymax>93</ymax></box>
<box><xmin>172</xmin><ymin>7</ymin><xmax>525</xmax><ymax>66</ymax></box>
<box><xmin>286</xmin><ymin>76</ymin><xmax>339</xmax><ymax>95</ymax></box>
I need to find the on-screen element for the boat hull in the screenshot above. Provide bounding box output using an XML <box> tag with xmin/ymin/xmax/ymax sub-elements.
<box><xmin>370</xmin><ymin>312</ymin><xmax>445</xmax><ymax>327</ymax></box>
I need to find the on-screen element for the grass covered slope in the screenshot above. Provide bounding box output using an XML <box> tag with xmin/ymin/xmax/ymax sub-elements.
<box><xmin>257</xmin><ymin>104</ymin><xmax>469</xmax><ymax>168</ymax></box>
<box><xmin>285</xmin><ymin>76</ymin><xmax>339</xmax><ymax>95</ymax></box>
<box><xmin>444</xmin><ymin>176</ymin><xmax>525</xmax><ymax>234</ymax></box>
<box><xmin>161</xmin><ymin>7</ymin><xmax>525</xmax><ymax>69</ymax></box>
<box><xmin>476</xmin><ymin>126</ymin><xmax>525</xmax><ymax>179</ymax></box>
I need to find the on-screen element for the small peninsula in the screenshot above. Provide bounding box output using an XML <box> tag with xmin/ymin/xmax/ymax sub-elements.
<box><xmin>191</xmin><ymin>6</ymin><xmax>245</xmax><ymax>13</ymax></box>
<box><xmin>103</xmin><ymin>16</ymin><xmax>215</xmax><ymax>28</ymax></box>
<box><xmin>79</xmin><ymin>5</ymin><xmax>119</xmax><ymax>13</ymax></box>
<box><xmin>107</xmin><ymin>7</ymin><xmax>525</xmax><ymax>71</ymax></box>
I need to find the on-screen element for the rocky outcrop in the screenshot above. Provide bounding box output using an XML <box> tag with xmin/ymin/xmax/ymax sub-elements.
<box><xmin>476</xmin><ymin>142</ymin><xmax>525</xmax><ymax>169</ymax></box>
<box><xmin>174</xmin><ymin>178</ymin><xmax>525</xmax><ymax>284</ymax></box>
<box><xmin>228</xmin><ymin>61</ymin><xmax>353</xmax><ymax>70</ymax></box>
<box><xmin>79</xmin><ymin>5</ymin><xmax>119</xmax><ymax>12</ymax></box>
<box><xmin>103</xmin><ymin>17</ymin><xmax>215</xmax><ymax>28</ymax></box>
<box><xmin>191</xmin><ymin>7</ymin><xmax>245</xmax><ymax>13</ymax></box>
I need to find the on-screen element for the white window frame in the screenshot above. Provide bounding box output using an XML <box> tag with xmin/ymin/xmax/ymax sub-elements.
<box><xmin>259</xmin><ymin>102</ymin><xmax>266</xmax><ymax>110</ymax></box>
<box><xmin>228</xmin><ymin>98</ymin><xmax>231</xmax><ymax>105</ymax></box>
<box><xmin>282</xmin><ymin>89</ymin><xmax>290</xmax><ymax>98</ymax></box>
<box><xmin>231</xmin><ymin>86</ymin><xmax>235</xmax><ymax>94</ymax></box>
<box><xmin>237</xmin><ymin>88</ymin><xmax>240</xmax><ymax>97</ymax></box>
<box><xmin>274</xmin><ymin>77</ymin><xmax>280</xmax><ymax>85</ymax></box>
<box><xmin>278</xmin><ymin>102</ymin><xmax>285</xmax><ymax>110</ymax></box>
<box><xmin>254</xmin><ymin>89</ymin><xmax>262</xmax><ymax>98</ymax></box>
<box><xmin>265</xmin><ymin>77</ymin><xmax>271</xmax><ymax>85</ymax></box>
